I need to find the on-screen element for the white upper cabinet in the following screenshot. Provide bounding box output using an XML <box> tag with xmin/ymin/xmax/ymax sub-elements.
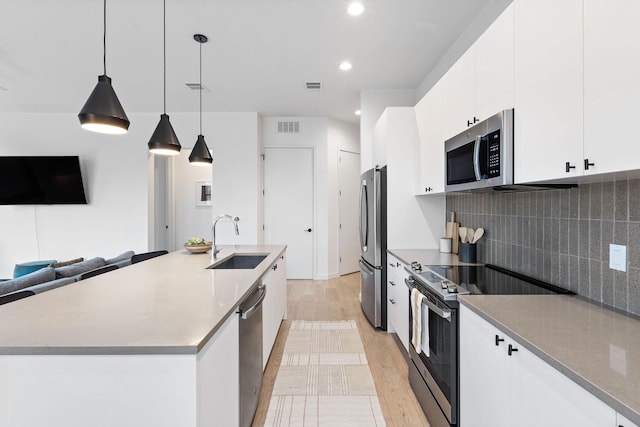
<box><xmin>442</xmin><ymin>3</ymin><xmax>514</xmax><ymax>140</ymax></box>
<box><xmin>414</xmin><ymin>3</ymin><xmax>513</xmax><ymax>195</ymax></box>
<box><xmin>583</xmin><ymin>0</ymin><xmax>640</xmax><ymax>175</ymax></box>
<box><xmin>513</xmin><ymin>0</ymin><xmax>584</xmax><ymax>183</ymax></box>
<box><xmin>415</xmin><ymin>80</ymin><xmax>446</xmax><ymax>194</ymax></box>
<box><xmin>475</xmin><ymin>3</ymin><xmax>514</xmax><ymax>123</ymax></box>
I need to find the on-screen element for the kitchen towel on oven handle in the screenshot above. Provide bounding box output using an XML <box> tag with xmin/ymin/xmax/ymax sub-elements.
<box><xmin>410</xmin><ymin>288</ymin><xmax>430</xmax><ymax>356</ymax></box>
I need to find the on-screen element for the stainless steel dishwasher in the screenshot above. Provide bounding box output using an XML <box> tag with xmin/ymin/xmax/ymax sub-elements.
<box><xmin>238</xmin><ymin>284</ymin><xmax>266</xmax><ymax>427</ymax></box>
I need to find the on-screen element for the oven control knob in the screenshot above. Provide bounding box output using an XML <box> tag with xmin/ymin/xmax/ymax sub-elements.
<box><xmin>447</xmin><ymin>285</ymin><xmax>458</xmax><ymax>293</ymax></box>
<box><xmin>440</xmin><ymin>280</ymin><xmax>450</xmax><ymax>289</ymax></box>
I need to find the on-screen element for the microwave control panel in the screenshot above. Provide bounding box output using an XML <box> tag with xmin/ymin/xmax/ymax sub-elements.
<box><xmin>487</xmin><ymin>129</ymin><xmax>501</xmax><ymax>177</ymax></box>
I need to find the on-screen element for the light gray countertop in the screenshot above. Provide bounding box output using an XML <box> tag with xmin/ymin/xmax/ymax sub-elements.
<box><xmin>388</xmin><ymin>248</ymin><xmax>482</xmax><ymax>267</ymax></box>
<box><xmin>0</xmin><ymin>245</ymin><xmax>286</xmax><ymax>356</ymax></box>
<box><xmin>460</xmin><ymin>295</ymin><xmax>640</xmax><ymax>424</ymax></box>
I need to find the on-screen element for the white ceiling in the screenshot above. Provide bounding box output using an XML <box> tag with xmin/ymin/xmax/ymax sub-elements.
<box><xmin>0</xmin><ymin>0</ymin><xmax>492</xmax><ymax>124</ymax></box>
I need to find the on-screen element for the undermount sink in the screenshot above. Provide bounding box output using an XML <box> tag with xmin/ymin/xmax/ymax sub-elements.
<box><xmin>208</xmin><ymin>254</ymin><xmax>268</xmax><ymax>270</ymax></box>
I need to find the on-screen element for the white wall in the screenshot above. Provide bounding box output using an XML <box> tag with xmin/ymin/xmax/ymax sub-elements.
<box><xmin>262</xmin><ymin>117</ymin><xmax>359</xmax><ymax>279</ymax></box>
<box><xmin>209</xmin><ymin>113</ymin><xmax>262</xmax><ymax>246</ymax></box>
<box><xmin>0</xmin><ymin>113</ymin><xmax>150</xmax><ymax>278</ymax></box>
<box><xmin>327</xmin><ymin>119</ymin><xmax>360</xmax><ymax>278</ymax></box>
<box><xmin>171</xmin><ymin>152</ymin><xmax>212</xmax><ymax>250</ymax></box>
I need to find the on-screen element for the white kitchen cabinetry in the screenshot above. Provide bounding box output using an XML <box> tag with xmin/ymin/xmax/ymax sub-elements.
<box><xmin>415</xmin><ymin>80</ymin><xmax>447</xmax><ymax>194</ymax></box>
<box><xmin>197</xmin><ymin>311</ymin><xmax>239</xmax><ymax>427</ymax></box>
<box><xmin>262</xmin><ymin>253</ymin><xmax>287</xmax><ymax>370</ymax></box>
<box><xmin>460</xmin><ymin>304</ymin><xmax>616</xmax><ymax>427</ymax></box>
<box><xmin>414</xmin><ymin>4</ymin><xmax>513</xmax><ymax>195</ymax></box>
<box><xmin>386</xmin><ymin>253</ymin><xmax>410</xmax><ymax>353</ymax></box>
<box><xmin>583</xmin><ymin>0</ymin><xmax>640</xmax><ymax>176</ymax></box>
<box><xmin>441</xmin><ymin>3</ymin><xmax>514</xmax><ymax>140</ymax></box>
<box><xmin>513</xmin><ymin>0</ymin><xmax>583</xmax><ymax>183</ymax></box>
<box><xmin>618</xmin><ymin>413</ymin><xmax>639</xmax><ymax>427</ymax></box>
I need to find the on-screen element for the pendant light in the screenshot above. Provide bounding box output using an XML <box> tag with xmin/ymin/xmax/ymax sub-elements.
<box><xmin>148</xmin><ymin>0</ymin><xmax>181</xmax><ymax>156</ymax></box>
<box><xmin>78</xmin><ymin>0</ymin><xmax>130</xmax><ymax>135</ymax></box>
<box><xmin>189</xmin><ymin>34</ymin><xmax>213</xmax><ymax>166</ymax></box>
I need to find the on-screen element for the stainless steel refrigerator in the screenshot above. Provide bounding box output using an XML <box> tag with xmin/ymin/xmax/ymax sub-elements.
<box><xmin>359</xmin><ymin>165</ymin><xmax>387</xmax><ymax>329</ymax></box>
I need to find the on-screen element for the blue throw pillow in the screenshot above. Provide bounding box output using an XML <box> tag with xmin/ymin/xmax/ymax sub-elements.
<box><xmin>13</xmin><ymin>260</ymin><xmax>57</xmax><ymax>278</ymax></box>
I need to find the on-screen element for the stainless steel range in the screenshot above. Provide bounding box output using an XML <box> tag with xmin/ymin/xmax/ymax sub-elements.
<box><xmin>405</xmin><ymin>263</ymin><xmax>572</xmax><ymax>427</ymax></box>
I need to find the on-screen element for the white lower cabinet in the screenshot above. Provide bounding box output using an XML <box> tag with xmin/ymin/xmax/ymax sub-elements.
<box><xmin>618</xmin><ymin>413</ymin><xmax>639</xmax><ymax>427</ymax></box>
<box><xmin>197</xmin><ymin>311</ymin><xmax>239</xmax><ymax>427</ymax></box>
<box><xmin>262</xmin><ymin>252</ymin><xmax>287</xmax><ymax>370</ymax></box>
<box><xmin>460</xmin><ymin>304</ymin><xmax>616</xmax><ymax>427</ymax></box>
<box><xmin>386</xmin><ymin>253</ymin><xmax>409</xmax><ymax>353</ymax></box>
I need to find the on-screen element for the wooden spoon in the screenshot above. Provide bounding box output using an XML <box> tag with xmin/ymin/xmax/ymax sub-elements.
<box><xmin>472</xmin><ymin>227</ymin><xmax>485</xmax><ymax>243</ymax></box>
<box><xmin>467</xmin><ymin>228</ymin><xmax>475</xmax><ymax>244</ymax></box>
<box><xmin>459</xmin><ymin>227</ymin><xmax>468</xmax><ymax>243</ymax></box>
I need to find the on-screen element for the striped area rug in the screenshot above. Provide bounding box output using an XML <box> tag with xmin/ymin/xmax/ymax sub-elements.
<box><xmin>264</xmin><ymin>320</ymin><xmax>386</xmax><ymax>427</ymax></box>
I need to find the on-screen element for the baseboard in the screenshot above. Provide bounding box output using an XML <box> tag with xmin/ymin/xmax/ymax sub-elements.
<box><xmin>389</xmin><ymin>332</ymin><xmax>410</xmax><ymax>364</ymax></box>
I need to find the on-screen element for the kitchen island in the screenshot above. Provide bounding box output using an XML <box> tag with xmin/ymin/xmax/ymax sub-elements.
<box><xmin>0</xmin><ymin>245</ymin><xmax>287</xmax><ymax>427</ymax></box>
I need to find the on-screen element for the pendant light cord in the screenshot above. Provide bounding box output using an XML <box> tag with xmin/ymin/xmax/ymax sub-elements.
<box><xmin>103</xmin><ymin>0</ymin><xmax>107</xmax><ymax>75</ymax></box>
<box><xmin>199</xmin><ymin>40</ymin><xmax>203</xmax><ymax>135</ymax></box>
<box><xmin>163</xmin><ymin>0</ymin><xmax>167</xmax><ymax>114</ymax></box>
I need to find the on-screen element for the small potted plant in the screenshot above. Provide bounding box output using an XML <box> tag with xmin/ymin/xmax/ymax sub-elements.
<box><xmin>184</xmin><ymin>237</ymin><xmax>212</xmax><ymax>254</ymax></box>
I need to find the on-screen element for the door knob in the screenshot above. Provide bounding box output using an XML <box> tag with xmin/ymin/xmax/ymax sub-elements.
<box><xmin>304</xmin><ymin>228</ymin><xmax>312</xmax><ymax>232</ymax></box>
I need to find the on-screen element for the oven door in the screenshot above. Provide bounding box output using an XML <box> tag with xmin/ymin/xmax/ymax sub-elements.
<box><xmin>409</xmin><ymin>288</ymin><xmax>458</xmax><ymax>424</ymax></box>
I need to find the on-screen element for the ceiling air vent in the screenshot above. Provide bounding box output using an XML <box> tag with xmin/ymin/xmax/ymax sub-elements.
<box><xmin>277</xmin><ymin>121</ymin><xmax>300</xmax><ymax>133</ymax></box>
<box><xmin>305</xmin><ymin>82</ymin><xmax>322</xmax><ymax>91</ymax></box>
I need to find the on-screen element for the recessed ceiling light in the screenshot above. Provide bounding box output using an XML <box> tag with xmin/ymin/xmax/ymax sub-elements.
<box><xmin>339</xmin><ymin>61</ymin><xmax>353</xmax><ymax>71</ymax></box>
<box><xmin>355</xmin><ymin>110</ymin><xmax>361</xmax><ymax>116</ymax></box>
<box><xmin>348</xmin><ymin>2</ymin><xmax>364</xmax><ymax>16</ymax></box>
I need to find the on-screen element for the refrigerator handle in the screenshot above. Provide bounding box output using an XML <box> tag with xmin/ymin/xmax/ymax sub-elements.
<box><xmin>359</xmin><ymin>179</ymin><xmax>368</xmax><ymax>252</ymax></box>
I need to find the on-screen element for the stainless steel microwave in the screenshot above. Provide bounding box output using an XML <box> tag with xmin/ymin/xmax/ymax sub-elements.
<box><xmin>444</xmin><ymin>109</ymin><xmax>514</xmax><ymax>192</ymax></box>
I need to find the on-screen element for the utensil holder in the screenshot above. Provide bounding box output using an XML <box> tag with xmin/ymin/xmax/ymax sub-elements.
<box><xmin>459</xmin><ymin>243</ymin><xmax>477</xmax><ymax>263</ymax></box>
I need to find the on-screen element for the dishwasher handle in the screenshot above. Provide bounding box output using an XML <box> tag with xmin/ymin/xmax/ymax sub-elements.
<box><xmin>238</xmin><ymin>284</ymin><xmax>267</xmax><ymax>320</ymax></box>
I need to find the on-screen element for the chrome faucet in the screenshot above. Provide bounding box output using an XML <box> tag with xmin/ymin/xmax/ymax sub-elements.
<box><xmin>212</xmin><ymin>214</ymin><xmax>239</xmax><ymax>258</ymax></box>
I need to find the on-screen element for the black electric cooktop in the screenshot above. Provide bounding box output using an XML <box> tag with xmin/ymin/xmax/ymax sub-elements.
<box><xmin>412</xmin><ymin>263</ymin><xmax>573</xmax><ymax>300</ymax></box>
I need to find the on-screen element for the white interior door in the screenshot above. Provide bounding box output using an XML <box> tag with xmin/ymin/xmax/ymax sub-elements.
<box><xmin>338</xmin><ymin>150</ymin><xmax>360</xmax><ymax>275</ymax></box>
<box><xmin>264</xmin><ymin>148</ymin><xmax>314</xmax><ymax>279</ymax></box>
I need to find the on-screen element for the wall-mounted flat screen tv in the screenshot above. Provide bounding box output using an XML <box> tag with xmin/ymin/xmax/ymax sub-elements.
<box><xmin>0</xmin><ymin>156</ymin><xmax>87</xmax><ymax>205</ymax></box>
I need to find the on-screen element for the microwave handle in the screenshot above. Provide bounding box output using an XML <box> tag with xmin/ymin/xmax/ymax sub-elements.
<box><xmin>473</xmin><ymin>136</ymin><xmax>482</xmax><ymax>181</ymax></box>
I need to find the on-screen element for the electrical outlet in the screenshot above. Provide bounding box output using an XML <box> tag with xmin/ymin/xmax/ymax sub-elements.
<box><xmin>610</xmin><ymin>244</ymin><xmax>627</xmax><ymax>272</ymax></box>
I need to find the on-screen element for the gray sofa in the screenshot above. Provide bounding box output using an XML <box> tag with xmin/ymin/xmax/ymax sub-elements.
<box><xmin>0</xmin><ymin>251</ymin><xmax>135</xmax><ymax>300</ymax></box>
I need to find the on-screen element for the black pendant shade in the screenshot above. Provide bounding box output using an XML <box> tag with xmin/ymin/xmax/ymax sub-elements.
<box><xmin>148</xmin><ymin>0</ymin><xmax>182</xmax><ymax>156</ymax></box>
<box><xmin>189</xmin><ymin>34</ymin><xmax>211</xmax><ymax>166</ymax></box>
<box><xmin>78</xmin><ymin>74</ymin><xmax>130</xmax><ymax>135</ymax></box>
<box><xmin>79</xmin><ymin>0</ymin><xmax>129</xmax><ymax>135</ymax></box>
<box><xmin>148</xmin><ymin>114</ymin><xmax>181</xmax><ymax>155</ymax></box>
<box><xmin>189</xmin><ymin>134</ymin><xmax>213</xmax><ymax>165</ymax></box>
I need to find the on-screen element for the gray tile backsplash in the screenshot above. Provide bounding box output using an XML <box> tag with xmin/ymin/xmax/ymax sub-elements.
<box><xmin>446</xmin><ymin>180</ymin><xmax>640</xmax><ymax>316</ymax></box>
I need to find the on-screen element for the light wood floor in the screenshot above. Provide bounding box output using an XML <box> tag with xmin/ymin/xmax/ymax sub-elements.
<box><xmin>253</xmin><ymin>272</ymin><xmax>430</xmax><ymax>427</ymax></box>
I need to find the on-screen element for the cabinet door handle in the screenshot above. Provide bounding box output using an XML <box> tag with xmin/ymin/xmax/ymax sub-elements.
<box><xmin>304</xmin><ymin>228</ymin><xmax>312</xmax><ymax>232</ymax></box>
<box><xmin>495</xmin><ymin>335</ymin><xmax>505</xmax><ymax>346</ymax></box>
<box><xmin>425</xmin><ymin>187</ymin><xmax>433</xmax><ymax>192</ymax></box>
<box><xmin>389</xmin><ymin>298</ymin><xmax>396</xmax><ymax>304</ymax></box>
<box><xmin>390</xmin><ymin>281</ymin><xmax>396</xmax><ymax>286</ymax></box>
<box><xmin>584</xmin><ymin>159</ymin><xmax>595</xmax><ymax>170</ymax></box>
<box><xmin>508</xmin><ymin>344</ymin><xmax>518</xmax><ymax>356</ymax></box>
<box><xmin>565</xmin><ymin>162</ymin><xmax>576</xmax><ymax>173</ymax></box>
<box><xmin>272</xmin><ymin>264</ymin><xmax>278</xmax><ymax>271</ymax></box>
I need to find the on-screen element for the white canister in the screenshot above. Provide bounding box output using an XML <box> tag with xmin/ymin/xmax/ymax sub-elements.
<box><xmin>439</xmin><ymin>237</ymin><xmax>452</xmax><ymax>253</ymax></box>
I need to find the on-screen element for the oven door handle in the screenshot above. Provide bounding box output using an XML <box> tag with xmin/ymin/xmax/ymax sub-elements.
<box><xmin>421</xmin><ymin>296</ymin><xmax>452</xmax><ymax>322</ymax></box>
